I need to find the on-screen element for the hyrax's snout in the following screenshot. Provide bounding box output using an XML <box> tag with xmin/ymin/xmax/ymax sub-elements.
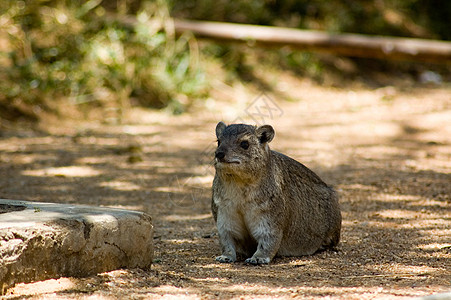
<box><xmin>215</xmin><ymin>144</ymin><xmax>241</xmax><ymax>164</ymax></box>
<box><xmin>215</xmin><ymin>149</ymin><xmax>226</xmax><ymax>160</ymax></box>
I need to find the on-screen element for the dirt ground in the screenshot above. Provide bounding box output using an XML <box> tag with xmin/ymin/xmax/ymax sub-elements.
<box><xmin>1</xmin><ymin>77</ymin><xmax>450</xmax><ymax>299</ymax></box>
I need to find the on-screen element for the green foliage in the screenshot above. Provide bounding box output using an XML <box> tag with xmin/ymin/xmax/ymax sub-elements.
<box><xmin>0</xmin><ymin>0</ymin><xmax>207</xmax><ymax>120</ymax></box>
<box><xmin>1</xmin><ymin>0</ymin><xmax>449</xmax><ymax>122</ymax></box>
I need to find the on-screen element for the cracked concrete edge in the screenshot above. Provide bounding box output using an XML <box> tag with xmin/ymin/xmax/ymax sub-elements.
<box><xmin>0</xmin><ymin>199</ymin><xmax>154</xmax><ymax>293</ymax></box>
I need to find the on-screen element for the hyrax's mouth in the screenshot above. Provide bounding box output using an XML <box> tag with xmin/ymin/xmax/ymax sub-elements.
<box><xmin>216</xmin><ymin>158</ymin><xmax>241</xmax><ymax>164</ymax></box>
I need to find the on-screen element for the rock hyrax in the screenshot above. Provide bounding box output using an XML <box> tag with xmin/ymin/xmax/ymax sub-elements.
<box><xmin>211</xmin><ymin>122</ymin><xmax>341</xmax><ymax>265</ymax></box>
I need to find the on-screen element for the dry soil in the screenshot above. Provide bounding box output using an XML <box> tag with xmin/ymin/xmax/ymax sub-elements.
<box><xmin>1</xmin><ymin>78</ymin><xmax>450</xmax><ymax>299</ymax></box>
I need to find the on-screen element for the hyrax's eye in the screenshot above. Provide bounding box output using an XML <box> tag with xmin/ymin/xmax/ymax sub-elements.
<box><xmin>240</xmin><ymin>140</ymin><xmax>249</xmax><ymax>150</ymax></box>
<box><xmin>217</xmin><ymin>139</ymin><xmax>221</xmax><ymax>147</ymax></box>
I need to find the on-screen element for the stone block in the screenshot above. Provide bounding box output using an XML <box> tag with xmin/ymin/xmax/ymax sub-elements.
<box><xmin>0</xmin><ymin>199</ymin><xmax>153</xmax><ymax>293</ymax></box>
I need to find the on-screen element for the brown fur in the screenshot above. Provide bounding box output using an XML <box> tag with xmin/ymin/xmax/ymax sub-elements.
<box><xmin>211</xmin><ymin>122</ymin><xmax>341</xmax><ymax>265</ymax></box>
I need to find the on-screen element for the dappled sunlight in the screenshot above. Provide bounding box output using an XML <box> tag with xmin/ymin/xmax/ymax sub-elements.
<box><xmin>22</xmin><ymin>166</ymin><xmax>102</xmax><ymax>177</ymax></box>
<box><xmin>76</xmin><ymin>156</ymin><xmax>116</xmax><ymax>165</ymax></box>
<box><xmin>418</xmin><ymin>228</ymin><xmax>451</xmax><ymax>238</ymax></box>
<box><xmin>186</xmin><ymin>174</ymin><xmax>215</xmax><ymax>185</ymax></box>
<box><xmin>384</xmin><ymin>264</ymin><xmax>443</xmax><ymax>275</ymax></box>
<box><xmin>212</xmin><ymin>285</ymin><xmax>392</xmax><ymax>299</ymax></box>
<box><xmin>154</xmin><ymin>186</ymin><xmax>177</xmax><ymax>193</ymax></box>
<box><xmin>151</xmin><ymin>285</ymin><xmax>199</xmax><ymax>299</ymax></box>
<box><xmin>375</xmin><ymin>209</ymin><xmax>437</xmax><ymax>220</ymax></box>
<box><xmin>353</xmin><ymin>145</ymin><xmax>410</xmax><ymax>160</ymax></box>
<box><xmin>105</xmin><ymin>204</ymin><xmax>144</xmax><ymax>211</ymax></box>
<box><xmin>164</xmin><ymin>214</ymin><xmax>211</xmax><ymax>222</ymax></box>
<box><xmin>100</xmin><ymin>180</ymin><xmax>141</xmax><ymax>191</ymax></box>
<box><xmin>340</xmin><ymin>184</ymin><xmax>378</xmax><ymax>192</ymax></box>
<box><xmin>145</xmin><ymin>160</ymin><xmax>174</xmax><ymax>168</ymax></box>
<box><xmin>310</xmin><ymin>122</ymin><xmax>402</xmax><ymax>142</ymax></box>
<box><xmin>74</xmin><ymin>136</ymin><xmax>127</xmax><ymax>146</ymax></box>
<box><xmin>191</xmin><ymin>276</ymin><xmax>228</xmax><ymax>283</ymax></box>
<box><xmin>121</xmin><ymin>125</ymin><xmax>160</xmax><ymax>135</ymax></box>
<box><xmin>405</xmin><ymin>157</ymin><xmax>451</xmax><ymax>173</ymax></box>
<box><xmin>372</xmin><ymin>193</ymin><xmax>433</xmax><ymax>203</ymax></box>
<box><xmin>400</xmin><ymin>218</ymin><xmax>450</xmax><ymax>229</ymax></box>
<box><xmin>0</xmin><ymin>153</ymin><xmax>56</xmax><ymax>165</ymax></box>
<box><xmin>155</xmin><ymin>176</ymin><xmax>210</xmax><ymax>194</ymax></box>
<box><xmin>418</xmin><ymin>243</ymin><xmax>451</xmax><ymax>251</ymax></box>
<box><xmin>164</xmin><ymin>239</ymin><xmax>198</xmax><ymax>244</ymax></box>
<box><xmin>154</xmin><ymin>165</ymin><xmax>198</xmax><ymax>174</ymax></box>
<box><xmin>8</xmin><ymin>278</ymin><xmax>76</xmax><ymax>296</ymax></box>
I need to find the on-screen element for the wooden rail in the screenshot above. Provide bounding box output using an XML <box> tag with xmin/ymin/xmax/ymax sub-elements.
<box><xmin>174</xmin><ymin>19</ymin><xmax>451</xmax><ymax>63</ymax></box>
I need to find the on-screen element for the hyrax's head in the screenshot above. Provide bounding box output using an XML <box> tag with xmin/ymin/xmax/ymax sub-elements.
<box><xmin>214</xmin><ymin>122</ymin><xmax>275</xmax><ymax>181</ymax></box>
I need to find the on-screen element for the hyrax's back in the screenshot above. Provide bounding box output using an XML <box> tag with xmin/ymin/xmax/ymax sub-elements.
<box><xmin>212</xmin><ymin>122</ymin><xmax>341</xmax><ymax>264</ymax></box>
<box><xmin>271</xmin><ymin>151</ymin><xmax>341</xmax><ymax>256</ymax></box>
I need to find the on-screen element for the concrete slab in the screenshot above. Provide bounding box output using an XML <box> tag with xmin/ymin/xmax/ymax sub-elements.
<box><xmin>0</xmin><ymin>199</ymin><xmax>153</xmax><ymax>293</ymax></box>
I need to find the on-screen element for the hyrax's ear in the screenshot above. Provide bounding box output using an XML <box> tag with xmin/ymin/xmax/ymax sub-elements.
<box><xmin>216</xmin><ymin>121</ymin><xmax>227</xmax><ymax>138</ymax></box>
<box><xmin>256</xmin><ymin>125</ymin><xmax>275</xmax><ymax>144</ymax></box>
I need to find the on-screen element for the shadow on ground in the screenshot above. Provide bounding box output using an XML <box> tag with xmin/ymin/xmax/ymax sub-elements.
<box><xmin>1</xmin><ymin>87</ymin><xmax>450</xmax><ymax>298</ymax></box>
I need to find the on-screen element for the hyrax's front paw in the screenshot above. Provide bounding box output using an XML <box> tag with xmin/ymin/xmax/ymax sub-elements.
<box><xmin>245</xmin><ymin>256</ymin><xmax>270</xmax><ymax>265</ymax></box>
<box><xmin>216</xmin><ymin>255</ymin><xmax>235</xmax><ymax>263</ymax></box>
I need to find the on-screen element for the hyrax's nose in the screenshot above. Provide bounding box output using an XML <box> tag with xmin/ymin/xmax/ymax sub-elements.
<box><xmin>215</xmin><ymin>150</ymin><xmax>225</xmax><ymax>160</ymax></box>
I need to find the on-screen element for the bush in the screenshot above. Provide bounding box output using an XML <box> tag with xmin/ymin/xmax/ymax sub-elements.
<box><xmin>0</xmin><ymin>0</ymin><xmax>207</xmax><ymax>121</ymax></box>
<box><xmin>1</xmin><ymin>0</ymin><xmax>449</xmax><ymax>123</ymax></box>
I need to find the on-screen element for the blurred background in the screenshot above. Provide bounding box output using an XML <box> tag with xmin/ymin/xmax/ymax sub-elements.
<box><xmin>0</xmin><ymin>0</ymin><xmax>450</xmax><ymax>126</ymax></box>
<box><xmin>1</xmin><ymin>2</ymin><xmax>450</xmax><ymax>297</ymax></box>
